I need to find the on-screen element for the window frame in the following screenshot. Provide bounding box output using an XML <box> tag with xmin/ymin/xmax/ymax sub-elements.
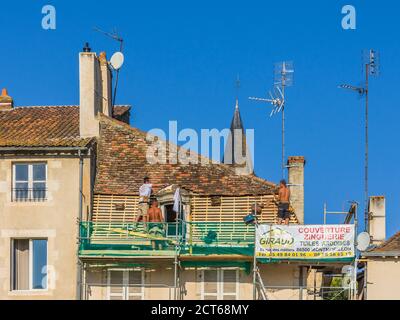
<box><xmin>200</xmin><ymin>268</ymin><xmax>239</xmax><ymax>300</ymax></box>
<box><xmin>10</xmin><ymin>238</ymin><xmax>48</xmax><ymax>292</ymax></box>
<box><xmin>12</xmin><ymin>162</ymin><xmax>48</xmax><ymax>202</ymax></box>
<box><xmin>106</xmin><ymin>268</ymin><xmax>145</xmax><ymax>300</ymax></box>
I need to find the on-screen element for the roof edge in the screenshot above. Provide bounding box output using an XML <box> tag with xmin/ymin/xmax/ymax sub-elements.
<box><xmin>362</xmin><ymin>251</ymin><xmax>400</xmax><ymax>257</ymax></box>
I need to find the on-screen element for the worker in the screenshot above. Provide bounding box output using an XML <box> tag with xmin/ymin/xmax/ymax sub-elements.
<box><xmin>148</xmin><ymin>199</ymin><xmax>165</xmax><ymax>250</ymax></box>
<box><xmin>136</xmin><ymin>176</ymin><xmax>153</xmax><ymax>229</ymax></box>
<box><xmin>277</xmin><ymin>179</ymin><xmax>291</xmax><ymax>225</ymax></box>
<box><xmin>243</xmin><ymin>203</ymin><xmax>263</xmax><ymax>225</ymax></box>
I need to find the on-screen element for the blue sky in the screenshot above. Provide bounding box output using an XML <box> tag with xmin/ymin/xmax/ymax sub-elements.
<box><xmin>1</xmin><ymin>0</ymin><xmax>399</xmax><ymax>237</ymax></box>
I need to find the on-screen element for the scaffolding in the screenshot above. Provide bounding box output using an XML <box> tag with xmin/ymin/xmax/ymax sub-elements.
<box><xmin>78</xmin><ymin>220</ymin><xmax>357</xmax><ymax>300</ymax></box>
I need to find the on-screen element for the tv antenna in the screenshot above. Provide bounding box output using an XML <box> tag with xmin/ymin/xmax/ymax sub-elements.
<box><xmin>249</xmin><ymin>61</ymin><xmax>294</xmax><ymax>178</ymax></box>
<box><xmin>339</xmin><ymin>49</ymin><xmax>380</xmax><ymax>233</ymax></box>
<box><xmin>94</xmin><ymin>27</ymin><xmax>124</xmax><ymax>107</ymax></box>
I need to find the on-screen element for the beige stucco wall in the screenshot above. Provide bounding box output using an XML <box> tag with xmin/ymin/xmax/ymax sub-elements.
<box><xmin>0</xmin><ymin>155</ymin><xmax>92</xmax><ymax>300</ymax></box>
<box><xmin>85</xmin><ymin>264</ymin><xmax>175</xmax><ymax>300</ymax></box>
<box><xmin>366</xmin><ymin>258</ymin><xmax>400</xmax><ymax>300</ymax></box>
<box><xmin>84</xmin><ymin>264</ymin><xmax>305</xmax><ymax>300</ymax></box>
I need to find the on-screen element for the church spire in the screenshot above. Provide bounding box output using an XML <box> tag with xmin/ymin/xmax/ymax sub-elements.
<box><xmin>223</xmin><ymin>76</ymin><xmax>254</xmax><ymax>175</ymax></box>
<box><xmin>235</xmin><ymin>74</ymin><xmax>240</xmax><ymax>109</ymax></box>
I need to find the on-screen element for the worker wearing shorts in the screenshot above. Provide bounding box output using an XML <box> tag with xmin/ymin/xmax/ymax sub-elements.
<box><xmin>136</xmin><ymin>176</ymin><xmax>152</xmax><ymax>230</ymax></box>
<box><xmin>278</xmin><ymin>202</ymin><xmax>290</xmax><ymax>220</ymax></box>
<box><xmin>277</xmin><ymin>179</ymin><xmax>291</xmax><ymax>225</ymax></box>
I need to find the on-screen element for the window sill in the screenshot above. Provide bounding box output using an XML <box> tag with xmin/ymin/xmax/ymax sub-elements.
<box><xmin>9</xmin><ymin>290</ymin><xmax>50</xmax><ymax>296</ymax></box>
<box><xmin>7</xmin><ymin>201</ymin><xmax>52</xmax><ymax>207</ymax></box>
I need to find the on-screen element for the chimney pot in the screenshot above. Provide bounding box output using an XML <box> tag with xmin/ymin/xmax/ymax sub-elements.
<box><xmin>83</xmin><ymin>42</ymin><xmax>91</xmax><ymax>52</ymax></box>
<box><xmin>99</xmin><ymin>51</ymin><xmax>108</xmax><ymax>65</ymax></box>
<box><xmin>0</xmin><ymin>88</ymin><xmax>13</xmax><ymax>110</ymax></box>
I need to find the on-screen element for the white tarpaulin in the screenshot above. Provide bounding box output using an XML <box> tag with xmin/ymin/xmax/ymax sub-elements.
<box><xmin>173</xmin><ymin>187</ymin><xmax>181</xmax><ymax>213</ymax></box>
<box><xmin>256</xmin><ymin>224</ymin><xmax>355</xmax><ymax>260</ymax></box>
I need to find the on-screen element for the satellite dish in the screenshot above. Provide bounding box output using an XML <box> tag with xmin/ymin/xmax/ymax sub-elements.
<box><xmin>110</xmin><ymin>52</ymin><xmax>124</xmax><ymax>70</ymax></box>
<box><xmin>341</xmin><ymin>265</ymin><xmax>354</xmax><ymax>274</ymax></box>
<box><xmin>357</xmin><ymin>232</ymin><xmax>371</xmax><ymax>252</ymax></box>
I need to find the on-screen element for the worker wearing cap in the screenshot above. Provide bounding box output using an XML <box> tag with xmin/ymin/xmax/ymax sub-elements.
<box><xmin>251</xmin><ymin>203</ymin><xmax>264</xmax><ymax>223</ymax></box>
<box><xmin>136</xmin><ymin>176</ymin><xmax>153</xmax><ymax>229</ymax></box>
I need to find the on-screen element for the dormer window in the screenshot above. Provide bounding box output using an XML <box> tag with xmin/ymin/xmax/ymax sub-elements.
<box><xmin>12</xmin><ymin>163</ymin><xmax>47</xmax><ymax>202</ymax></box>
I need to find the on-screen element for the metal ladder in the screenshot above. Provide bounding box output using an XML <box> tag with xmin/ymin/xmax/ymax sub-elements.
<box><xmin>255</xmin><ymin>266</ymin><xmax>268</xmax><ymax>300</ymax></box>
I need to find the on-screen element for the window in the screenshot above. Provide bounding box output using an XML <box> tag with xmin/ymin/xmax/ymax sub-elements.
<box><xmin>107</xmin><ymin>269</ymin><xmax>144</xmax><ymax>300</ymax></box>
<box><xmin>201</xmin><ymin>268</ymin><xmax>239</xmax><ymax>300</ymax></box>
<box><xmin>13</xmin><ymin>163</ymin><xmax>47</xmax><ymax>202</ymax></box>
<box><xmin>11</xmin><ymin>239</ymin><xmax>48</xmax><ymax>291</ymax></box>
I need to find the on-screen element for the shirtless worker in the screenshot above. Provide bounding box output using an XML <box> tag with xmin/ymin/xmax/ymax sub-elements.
<box><xmin>277</xmin><ymin>179</ymin><xmax>291</xmax><ymax>225</ymax></box>
<box><xmin>148</xmin><ymin>199</ymin><xmax>164</xmax><ymax>250</ymax></box>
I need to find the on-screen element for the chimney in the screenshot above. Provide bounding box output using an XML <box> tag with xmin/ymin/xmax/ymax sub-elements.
<box><xmin>98</xmin><ymin>52</ymin><xmax>113</xmax><ymax>117</ymax></box>
<box><xmin>368</xmin><ymin>196</ymin><xmax>386</xmax><ymax>246</ymax></box>
<box><xmin>287</xmin><ymin>156</ymin><xmax>305</xmax><ymax>224</ymax></box>
<box><xmin>0</xmin><ymin>88</ymin><xmax>13</xmax><ymax>111</ymax></box>
<box><xmin>79</xmin><ymin>49</ymin><xmax>101</xmax><ymax>137</ymax></box>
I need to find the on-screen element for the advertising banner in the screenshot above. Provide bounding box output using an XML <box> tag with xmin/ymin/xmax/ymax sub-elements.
<box><xmin>256</xmin><ymin>224</ymin><xmax>355</xmax><ymax>260</ymax></box>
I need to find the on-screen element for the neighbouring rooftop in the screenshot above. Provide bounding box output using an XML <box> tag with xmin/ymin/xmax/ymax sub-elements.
<box><xmin>0</xmin><ymin>104</ymin><xmax>130</xmax><ymax>148</ymax></box>
<box><xmin>365</xmin><ymin>231</ymin><xmax>400</xmax><ymax>256</ymax></box>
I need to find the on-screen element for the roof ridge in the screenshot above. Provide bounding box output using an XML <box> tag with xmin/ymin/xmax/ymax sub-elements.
<box><xmin>15</xmin><ymin>105</ymin><xmax>79</xmax><ymax>109</ymax></box>
<box><xmin>14</xmin><ymin>104</ymin><xmax>131</xmax><ymax>109</ymax></box>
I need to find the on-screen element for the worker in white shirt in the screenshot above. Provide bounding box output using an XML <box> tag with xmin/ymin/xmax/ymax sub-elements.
<box><xmin>136</xmin><ymin>176</ymin><xmax>153</xmax><ymax>229</ymax></box>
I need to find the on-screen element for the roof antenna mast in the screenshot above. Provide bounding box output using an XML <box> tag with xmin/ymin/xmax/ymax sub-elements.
<box><xmin>93</xmin><ymin>27</ymin><xmax>125</xmax><ymax>108</ymax></box>
<box><xmin>339</xmin><ymin>49</ymin><xmax>380</xmax><ymax>233</ymax></box>
<box><xmin>249</xmin><ymin>61</ymin><xmax>294</xmax><ymax>179</ymax></box>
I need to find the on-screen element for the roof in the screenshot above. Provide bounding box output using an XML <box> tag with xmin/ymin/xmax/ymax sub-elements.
<box><xmin>113</xmin><ymin>106</ymin><xmax>131</xmax><ymax>118</ymax></box>
<box><xmin>365</xmin><ymin>231</ymin><xmax>400</xmax><ymax>256</ymax></box>
<box><xmin>94</xmin><ymin>115</ymin><xmax>276</xmax><ymax>196</ymax></box>
<box><xmin>0</xmin><ymin>105</ymin><xmax>130</xmax><ymax>148</ymax></box>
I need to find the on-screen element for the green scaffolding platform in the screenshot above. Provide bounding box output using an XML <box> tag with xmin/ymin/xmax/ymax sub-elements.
<box><xmin>78</xmin><ymin>222</ymin><xmax>355</xmax><ymax>265</ymax></box>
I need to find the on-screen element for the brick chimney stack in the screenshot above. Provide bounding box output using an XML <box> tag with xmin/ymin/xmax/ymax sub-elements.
<box><xmin>98</xmin><ymin>52</ymin><xmax>113</xmax><ymax>117</ymax></box>
<box><xmin>0</xmin><ymin>88</ymin><xmax>14</xmax><ymax>111</ymax></box>
<box><xmin>287</xmin><ymin>156</ymin><xmax>305</xmax><ymax>224</ymax></box>
<box><xmin>79</xmin><ymin>44</ymin><xmax>115</xmax><ymax>137</ymax></box>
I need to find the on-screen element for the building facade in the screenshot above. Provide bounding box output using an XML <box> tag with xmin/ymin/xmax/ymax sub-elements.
<box><xmin>361</xmin><ymin>197</ymin><xmax>399</xmax><ymax>300</ymax></box>
<box><xmin>0</xmin><ymin>47</ymin><xmax>355</xmax><ymax>300</ymax></box>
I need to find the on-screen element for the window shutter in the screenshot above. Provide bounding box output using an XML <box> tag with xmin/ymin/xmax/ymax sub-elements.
<box><xmin>108</xmin><ymin>271</ymin><xmax>124</xmax><ymax>300</ymax></box>
<box><xmin>222</xmin><ymin>269</ymin><xmax>238</xmax><ymax>300</ymax></box>
<box><xmin>127</xmin><ymin>270</ymin><xmax>144</xmax><ymax>300</ymax></box>
<box><xmin>203</xmin><ymin>269</ymin><xmax>218</xmax><ymax>300</ymax></box>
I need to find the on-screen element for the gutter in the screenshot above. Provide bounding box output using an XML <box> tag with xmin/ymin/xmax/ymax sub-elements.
<box><xmin>76</xmin><ymin>150</ymin><xmax>84</xmax><ymax>300</ymax></box>
<box><xmin>361</xmin><ymin>251</ymin><xmax>400</xmax><ymax>258</ymax></box>
<box><xmin>0</xmin><ymin>146</ymin><xmax>90</xmax><ymax>152</ymax></box>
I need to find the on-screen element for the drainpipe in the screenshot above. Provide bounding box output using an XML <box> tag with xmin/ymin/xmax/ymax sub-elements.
<box><xmin>76</xmin><ymin>150</ymin><xmax>84</xmax><ymax>300</ymax></box>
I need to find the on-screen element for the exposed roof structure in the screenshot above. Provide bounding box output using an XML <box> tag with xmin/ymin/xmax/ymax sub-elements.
<box><xmin>365</xmin><ymin>231</ymin><xmax>400</xmax><ymax>256</ymax></box>
<box><xmin>94</xmin><ymin>115</ymin><xmax>276</xmax><ymax>196</ymax></box>
<box><xmin>0</xmin><ymin>105</ymin><xmax>130</xmax><ymax>148</ymax></box>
